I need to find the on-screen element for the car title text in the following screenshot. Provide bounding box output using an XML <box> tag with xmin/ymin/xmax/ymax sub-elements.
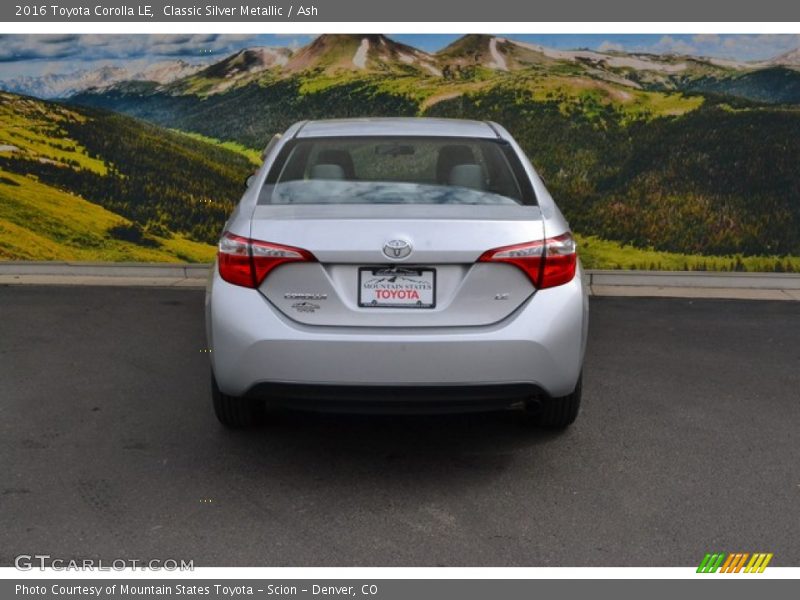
<box><xmin>14</xmin><ymin>4</ymin><xmax>319</xmax><ymax>18</ymax></box>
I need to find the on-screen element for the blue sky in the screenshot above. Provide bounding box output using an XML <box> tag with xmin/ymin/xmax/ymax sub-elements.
<box><xmin>1</xmin><ymin>34</ymin><xmax>799</xmax><ymax>79</ymax></box>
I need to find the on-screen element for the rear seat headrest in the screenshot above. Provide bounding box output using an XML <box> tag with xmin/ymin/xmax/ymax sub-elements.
<box><xmin>310</xmin><ymin>163</ymin><xmax>346</xmax><ymax>180</ymax></box>
<box><xmin>449</xmin><ymin>164</ymin><xmax>486</xmax><ymax>191</ymax></box>
<box><xmin>317</xmin><ymin>149</ymin><xmax>355</xmax><ymax>179</ymax></box>
<box><xmin>436</xmin><ymin>144</ymin><xmax>476</xmax><ymax>183</ymax></box>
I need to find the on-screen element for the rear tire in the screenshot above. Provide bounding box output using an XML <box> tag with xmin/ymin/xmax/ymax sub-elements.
<box><xmin>528</xmin><ymin>374</ymin><xmax>582</xmax><ymax>430</ymax></box>
<box><xmin>212</xmin><ymin>373</ymin><xmax>261</xmax><ymax>428</ymax></box>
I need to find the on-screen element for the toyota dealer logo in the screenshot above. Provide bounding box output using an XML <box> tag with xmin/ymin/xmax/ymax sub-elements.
<box><xmin>383</xmin><ymin>239</ymin><xmax>412</xmax><ymax>259</ymax></box>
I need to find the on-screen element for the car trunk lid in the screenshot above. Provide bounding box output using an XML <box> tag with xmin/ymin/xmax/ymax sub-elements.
<box><xmin>250</xmin><ymin>204</ymin><xmax>544</xmax><ymax>327</ymax></box>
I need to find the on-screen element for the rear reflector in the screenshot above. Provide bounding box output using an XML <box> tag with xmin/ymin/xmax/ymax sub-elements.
<box><xmin>218</xmin><ymin>231</ymin><xmax>315</xmax><ymax>288</ymax></box>
<box><xmin>478</xmin><ymin>232</ymin><xmax>577</xmax><ymax>289</ymax></box>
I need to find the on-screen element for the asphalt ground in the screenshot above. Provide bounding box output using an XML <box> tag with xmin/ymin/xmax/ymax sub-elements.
<box><xmin>1</xmin><ymin>286</ymin><xmax>798</xmax><ymax>567</ymax></box>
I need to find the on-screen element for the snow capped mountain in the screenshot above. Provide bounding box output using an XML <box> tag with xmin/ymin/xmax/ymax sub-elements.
<box><xmin>6</xmin><ymin>35</ymin><xmax>799</xmax><ymax>102</ymax></box>
<box><xmin>0</xmin><ymin>59</ymin><xmax>206</xmax><ymax>98</ymax></box>
<box><xmin>136</xmin><ymin>59</ymin><xmax>208</xmax><ymax>83</ymax></box>
<box><xmin>508</xmin><ymin>39</ymin><xmax>690</xmax><ymax>73</ymax></box>
<box><xmin>437</xmin><ymin>34</ymin><xmax>694</xmax><ymax>74</ymax></box>
<box><xmin>437</xmin><ymin>35</ymin><xmax>513</xmax><ymax>70</ymax></box>
<box><xmin>196</xmin><ymin>47</ymin><xmax>290</xmax><ymax>79</ymax></box>
<box><xmin>768</xmin><ymin>47</ymin><xmax>800</xmax><ymax>66</ymax></box>
<box><xmin>172</xmin><ymin>47</ymin><xmax>292</xmax><ymax>93</ymax></box>
<box><xmin>284</xmin><ymin>34</ymin><xmax>439</xmax><ymax>76</ymax></box>
<box><xmin>1</xmin><ymin>66</ymin><xmax>125</xmax><ymax>98</ymax></box>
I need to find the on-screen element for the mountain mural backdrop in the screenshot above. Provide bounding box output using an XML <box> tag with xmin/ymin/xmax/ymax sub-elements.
<box><xmin>2</xmin><ymin>34</ymin><xmax>800</xmax><ymax>270</ymax></box>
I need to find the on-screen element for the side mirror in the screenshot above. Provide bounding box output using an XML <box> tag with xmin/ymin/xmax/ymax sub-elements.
<box><xmin>245</xmin><ymin>174</ymin><xmax>256</xmax><ymax>188</ymax></box>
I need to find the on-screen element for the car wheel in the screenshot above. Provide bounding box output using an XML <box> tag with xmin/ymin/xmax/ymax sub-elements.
<box><xmin>528</xmin><ymin>374</ymin><xmax>582</xmax><ymax>430</ymax></box>
<box><xmin>211</xmin><ymin>372</ymin><xmax>261</xmax><ymax>428</ymax></box>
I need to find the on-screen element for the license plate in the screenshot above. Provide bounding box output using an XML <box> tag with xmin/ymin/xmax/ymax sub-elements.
<box><xmin>358</xmin><ymin>267</ymin><xmax>436</xmax><ymax>308</ymax></box>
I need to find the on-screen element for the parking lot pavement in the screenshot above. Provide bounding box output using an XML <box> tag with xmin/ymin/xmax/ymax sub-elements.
<box><xmin>1</xmin><ymin>286</ymin><xmax>798</xmax><ymax>567</ymax></box>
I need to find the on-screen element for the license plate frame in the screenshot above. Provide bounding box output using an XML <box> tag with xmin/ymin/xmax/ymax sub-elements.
<box><xmin>358</xmin><ymin>266</ymin><xmax>436</xmax><ymax>309</ymax></box>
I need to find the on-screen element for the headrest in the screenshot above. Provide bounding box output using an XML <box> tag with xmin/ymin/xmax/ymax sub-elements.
<box><xmin>436</xmin><ymin>145</ymin><xmax>476</xmax><ymax>183</ymax></box>
<box><xmin>448</xmin><ymin>164</ymin><xmax>486</xmax><ymax>191</ymax></box>
<box><xmin>316</xmin><ymin>149</ymin><xmax>355</xmax><ymax>179</ymax></box>
<box><xmin>310</xmin><ymin>163</ymin><xmax>346</xmax><ymax>180</ymax></box>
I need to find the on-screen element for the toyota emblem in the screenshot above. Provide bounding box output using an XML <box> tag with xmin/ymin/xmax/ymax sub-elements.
<box><xmin>382</xmin><ymin>239</ymin><xmax>412</xmax><ymax>260</ymax></box>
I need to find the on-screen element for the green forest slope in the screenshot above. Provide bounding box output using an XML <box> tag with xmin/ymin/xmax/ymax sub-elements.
<box><xmin>0</xmin><ymin>92</ymin><xmax>252</xmax><ymax>261</ymax></box>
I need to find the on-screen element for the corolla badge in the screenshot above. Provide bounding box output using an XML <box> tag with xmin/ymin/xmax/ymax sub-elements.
<box><xmin>383</xmin><ymin>239</ymin><xmax>412</xmax><ymax>260</ymax></box>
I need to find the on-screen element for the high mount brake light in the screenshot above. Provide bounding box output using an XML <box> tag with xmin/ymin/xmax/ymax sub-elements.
<box><xmin>479</xmin><ymin>232</ymin><xmax>577</xmax><ymax>289</ymax></box>
<box><xmin>217</xmin><ymin>231</ymin><xmax>315</xmax><ymax>288</ymax></box>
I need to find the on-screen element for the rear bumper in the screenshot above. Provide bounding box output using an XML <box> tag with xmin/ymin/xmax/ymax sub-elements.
<box><xmin>206</xmin><ymin>266</ymin><xmax>588</xmax><ymax>400</ymax></box>
<box><xmin>245</xmin><ymin>382</ymin><xmax>542</xmax><ymax>414</ymax></box>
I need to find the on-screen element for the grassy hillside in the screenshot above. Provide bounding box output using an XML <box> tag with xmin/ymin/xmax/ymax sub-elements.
<box><xmin>0</xmin><ymin>169</ymin><xmax>213</xmax><ymax>261</ymax></box>
<box><xmin>576</xmin><ymin>234</ymin><xmax>799</xmax><ymax>272</ymax></box>
<box><xmin>169</xmin><ymin>130</ymin><xmax>262</xmax><ymax>166</ymax></box>
<box><xmin>0</xmin><ymin>91</ymin><xmax>251</xmax><ymax>261</ymax></box>
<box><xmin>0</xmin><ymin>94</ymin><xmax>109</xmax><ymax>175</ymax></box>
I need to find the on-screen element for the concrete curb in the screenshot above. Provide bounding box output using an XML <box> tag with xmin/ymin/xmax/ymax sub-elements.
<box><xmin>585</xmin><ymin>270</ymin><xmax>800</xmax><ymax>300</ymax></box>
<box><xmin>587</xmin><ymin>270</ymin><xmax>800</xmax><ymax>289</ymax></box>
<box><xmin>0</xmin><ymin>261</ymin><xmax>208</xmax><ymax>279</ymax></box>
<box><xmin>1</xmin><ymin>262</ymin><xmax>799</xmax><ymax>300</ymax></box>
<box><xmin>0</xmin><ymin>261</ymin><xmax>208</xmax><ymax>288</ymax></box>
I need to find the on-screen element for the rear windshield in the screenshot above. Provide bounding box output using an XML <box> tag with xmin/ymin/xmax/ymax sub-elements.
<box><xmin>258</xmin><ymin>136</ymin><xmax>536</xmax><ymax>206</ymax></box>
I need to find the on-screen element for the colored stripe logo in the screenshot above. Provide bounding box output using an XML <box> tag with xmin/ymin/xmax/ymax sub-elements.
<box><xmin>697</xmin><ymin>553</ymin><xmax>773</xmax><ymax>573</ymax></box>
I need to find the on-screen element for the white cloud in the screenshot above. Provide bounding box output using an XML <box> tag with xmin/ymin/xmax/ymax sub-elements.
<box><xmin>711</xmin><ymin>34</ymin><xmax>800</xmax><ymax>59</ymax></box>
<box><xmin>659</xmin><ymin>34</ymin><xmax>800</xmax><ymax>61</ymax></box>
<box><xmin>651</xmin><ymin>35</ymin><xmax>698</xmax><ymax>55</ymax></box>
<box><xmin>0</xmin><ymin>34</ymin><xmax>262</xmax><ymax>64</ymax></box>
<box><xmin>273</xmin><ymin>35</ymin><xmax>317</xmax><ymax>50</ymax></box>
<box><xmin>611</xmin><ymin>34</ymin><xmax>800</xmax><ymax>62</ymax></box>
<box><xmin>692</xmin><ymin>34</ymin><xmax>720</xmax><ymax>44</ymax></box>
<box><xmin>0</xmin><ymin>34</ymin><xmax>272</xmax><ymax>82</ymax></box>
<box><xmin>598</xmin><ymin>41</ymin><xmax>624</xmax><ymax>53</ymax></box>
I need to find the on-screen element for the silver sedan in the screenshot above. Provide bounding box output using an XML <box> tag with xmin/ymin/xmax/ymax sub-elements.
<box><xmin>206</xmin><ymin>118</ymin><xmax>588</xmax><ymax>429</ymax></box>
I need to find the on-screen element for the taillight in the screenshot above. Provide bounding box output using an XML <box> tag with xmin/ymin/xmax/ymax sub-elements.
<box><xmin>217</xmin><ymin>231</ymin><xmax>315</xmax><ymax>288</ymax></box>
<box><xmin>478</xmin><ymin>232</ymin><xmax>577</xmax><ymax>289</ymax></box>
